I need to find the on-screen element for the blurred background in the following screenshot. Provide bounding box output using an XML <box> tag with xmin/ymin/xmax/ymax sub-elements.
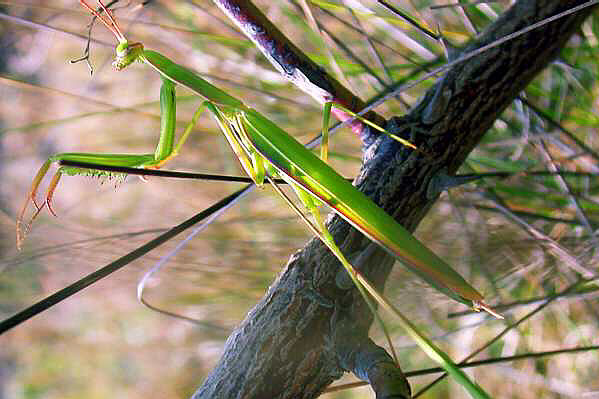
<box><xmin>1</xmin><ymin>1</ymin><xmax>598</xmax><ymax>398</ymax></box>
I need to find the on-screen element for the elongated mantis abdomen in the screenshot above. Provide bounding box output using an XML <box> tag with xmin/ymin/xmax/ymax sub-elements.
<box><xmin>240</xmin><ymin>109</ymin><xmax>484</xmax><ymax>306</ymax></box>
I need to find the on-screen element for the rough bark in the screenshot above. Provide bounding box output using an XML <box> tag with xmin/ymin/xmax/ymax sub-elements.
<box><xmin>211</xmin><ymin>0</ymin><xmax>386</xmax><ymax>139</ymax></box>
<box><xmin>191</xmin><ymin>1</ymin><xmax>595</xmax><ymax>398</ymax></box>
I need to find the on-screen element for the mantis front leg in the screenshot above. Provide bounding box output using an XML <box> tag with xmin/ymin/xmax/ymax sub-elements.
<box><xmin>16</xmin><ymin>77</ymin><xmax>199</xmax><ymax>249</ymax></box>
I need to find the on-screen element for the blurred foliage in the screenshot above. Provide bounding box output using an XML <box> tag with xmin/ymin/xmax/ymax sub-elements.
<box><xmin>0</xmin><ymin>1</ymin><xmax>598</xmax><ymax>398</ymax></box>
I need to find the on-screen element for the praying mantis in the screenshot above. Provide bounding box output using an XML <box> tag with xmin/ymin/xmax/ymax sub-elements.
<box><xmin>16</xmin><ymin>0</ymin><xmax>501</xmax><ymax>320</ymax></box>
<box><xmin>11</xmin><ymin>2</ymin><xmax>504</xmax><ymax>396</ymax></box>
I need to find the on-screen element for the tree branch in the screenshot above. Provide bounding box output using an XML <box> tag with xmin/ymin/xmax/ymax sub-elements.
<box><xmin>191</xmin><ymin>1</ymin><xmax>595</xmax><ymax>398</ymax></box>
<box><xmin>211</xmin><ymin>0</ymin><xmax>386</xmax><ymax>142</ymax></box>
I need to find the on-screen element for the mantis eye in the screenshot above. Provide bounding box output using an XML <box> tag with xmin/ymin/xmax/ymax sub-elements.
<box><xmin>116</xmin><ymin>41</ymin><xmax>129</xmax><ymax>55</ymax></box>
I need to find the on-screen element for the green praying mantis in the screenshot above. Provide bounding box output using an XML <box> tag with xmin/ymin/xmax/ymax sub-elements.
<box><xmin>15</xmin><ymin>1</ymin><xmax>501</xmax><ymax>322</ymax></box>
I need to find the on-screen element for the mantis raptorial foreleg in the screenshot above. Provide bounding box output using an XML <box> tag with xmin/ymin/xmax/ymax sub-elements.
<box><xmin>16</xmin><ymin>76</ymin><xmax>204</xmax><ymax>249</ymax></box>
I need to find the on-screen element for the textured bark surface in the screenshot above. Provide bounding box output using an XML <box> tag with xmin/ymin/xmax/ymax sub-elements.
<box><xmin>191</xmin><ymin>1</ymin><xmax>594</xmax><ymax>398</ymax></box>
<box><xmin>212</xmin><ymin>0</ymin><xmax>386</xmax><ymax>139</ymax></box>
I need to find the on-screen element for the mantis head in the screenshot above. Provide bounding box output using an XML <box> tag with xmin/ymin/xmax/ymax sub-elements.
<box><xmin>114</xmin><ymin>41</ymin><xmax>144</xmax><ymax>70</ymax></box>
<box><xmin>79</xmin><ymin>0</ymin><xmax>144</xmax><ymax>71</ymax></box>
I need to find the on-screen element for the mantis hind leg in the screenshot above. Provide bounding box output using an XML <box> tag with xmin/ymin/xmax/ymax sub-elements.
<box><xmin>268</xmin><ymin>176</ymin><xmax>399</xmax><ymax>365</ymax></box>
<box><xmin>321</xmin><ymin>102</ymin><xmax>332</xmax><ymax>163</ymax></box>
<box><xmin>323</xmin><ymin>101</ymin><xmax>418</xmax><ymax>154</ymax></box>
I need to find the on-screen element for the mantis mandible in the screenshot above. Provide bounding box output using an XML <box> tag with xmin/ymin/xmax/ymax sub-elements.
<box><xmin>16</xmin><ymin>0</ymin><xmax>501</xmax><ymax>320</ymax></box>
